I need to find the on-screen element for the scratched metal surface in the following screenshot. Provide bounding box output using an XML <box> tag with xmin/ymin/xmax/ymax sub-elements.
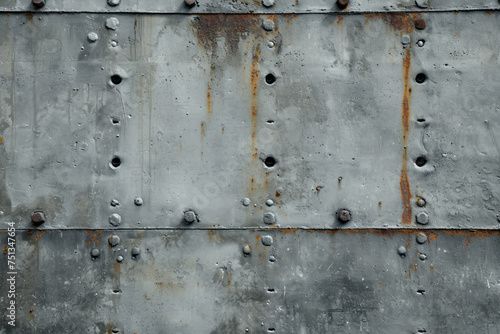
<box><xmin>0</xmin><ymin>12</ymin><xmax>499</xmax><ymax>230</ymax></box>
<box><xmin>2</xmin><ymin>229</ymin><xmax>500</xmax><ymax>333</ymax></box>
<box><xmin>0</xmin><ymin>0</ymin><xmax>499</xmax><ymax>13</ymax></box>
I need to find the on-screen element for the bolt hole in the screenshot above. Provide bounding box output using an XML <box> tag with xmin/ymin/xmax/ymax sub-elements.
<box><xmin>112</xmin><ymin>289</ymin><xmax>121</xmax><ymax>294</ymax></box>
<box><xmin>415</xmin><ymin>73</ymin><xmax>427</xmax><ymax>84</ymax></box>
<box><xmin>111</xmin><ymin>117</ymin><xmax>120</xmax><ymax>125</ymax></box>
<box><xmin>267</xmin><ymin>120</ymin><xmax>275</xmax><ymax>124</ymax></box>
<box><xmin>267</xmin><ymin>288</ymin><xmax>275</xmax><ymax>292</ymax></box>
<box><xmin>417</xmin><ymin>289</ymin><xmax>425</xmax><ymax>295</ymax></box>
<box><xmin>264</xmin><ymin>156</ymin><xmax>276</xmax><ymax>168</ymax></box>
<box><xmin>417</xmin><ymin>118</ymin><xmax>426</xmax><ymax>123</ymax></box>
<box><xmin>111</xmin><ymin>156</ymin><xmax>122</xmax><ymax>168</ymax></box>
<box><xmin>268</xmin><ymin>329</ymin><xmax>276</xmax><ymax>333</ymax></box>
<box><xmin>415</xmin><ymin>156</ymin><xmax>427</xmax><ymax>167</ymax></box>
<box><xmin>265</xmin><ymin>73</ymin><xmax>276</xmax><ymax>85</ymax></box>
<box><xmin>111</xmin><ymin>74</ymin><xmax>122</xmax><ymax>85</ymax></box>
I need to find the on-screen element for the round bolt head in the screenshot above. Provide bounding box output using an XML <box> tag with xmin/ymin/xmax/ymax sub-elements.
<box><xmin>109</xmin><ymin>213</ymin><xmax>122</xmax><ymax>227</ymax></box>
<box><xmin>414</xmin><ymin>18</ymin><xmax>426</xmax><ymax>30</ymax></box>
<box><xmin>185</xmin><ymin>0</ymin><xmax>196</xmax><ymax>7</ymax></box>
<box><xmin>397</xmin><ymin>246</ymin><xmax>407</xmax><ymax>256</ymax></box>
<box><xmin>108</xmin><ymin>235</ymin><xmax>121</xmax><ymax>247</ymax></box>
<box><xmin>337</xmin><ymin>0</ymin><xmax>348</xmax><ymax>8</ymax></box>
<box><xmin>265</xmin><ymin>199</ymin><xmax>274</xmax><ymax>207</ymax></box>
<box><xmin>262</xmin><ymin>19</ymin><xmax>275</xmax><ymax>31</ymax></box>
<box><xmin>117</xmin><ymin>255</ymin><xmax>124</xmax><ymax>263</ymax></box>
<box><xmin>263</xmin><ymin>212</ymin><xmax>276</xmax><ymax>225</ymax></box>
<box><xmin>91</xmin><ymin>248</ymin><xmax>100</xmax><ymax>258</ymax></box>
<box><xmin>32</xmin><ymin>0</ymin><xmax>45</xmax><ymax>8</ymax></box>
<box><xmin>417</xmin><ymin>40</ymin><xmax>425</xmax><ymax>47</ymax></box>
<box><xmin>419</xmin><ymin>253</ymin><xmax>427</xmax><ymax>261</ymax></box>
<box><xmin>269</xmin><ymin>255</ymin><xmax>277</xmax><ymax>262</ymax></box>
<box><xmin>31</xmin><ymin>211</ymin><xmax>46</xmax><ymax>224</ymax></box>
<box><xmin>243</xmin><ymin>245</ymin><xmax>251</xmax><ymax>255</ymax></box>
<box><xmin>262</xmin><ymin>235</ymin><xmax>273</xmax><ymax>246</ymax></box>
<box><xmin>417</xmin><ymin>198</ymin><xmax>426</xmax><ymax>207</ymax></box>
<box><xmin>184</xmin><ymin>210</ymin><xmax>197</xmax><ymax>223</ymax></box>
<box><xmin>87</xmin><ymin>32</ymin><xmax>99</xmax><ymax>43</ymax></box>
<box><xmin>336</xmin><ymin>209</ymin><xmax>351</xmax><ymax>223</ymax></box>
<box><xmin>416</xmin><ymin>233</ymin><xmax>427</xmax><ymax>244</ymax></box>
<box><xmin>131</xmin><ymin>247</ymin><xmax>141</xmax><ymax>258</ymax></box>
<box><xmin>242</xmin><ymin>198</ymin><xmax>251</xmax><ymax>206</ymax></box>
<box><xmin>262</xmin><ymin>0</ymin><xmax>274</xmax><ymax>7</ymax></box>
<box><xmin>416</xmin><ymin>212</ymin><xmax>429</xmax><ymax>225</ymax></box>
<box><xmin>105</xmin><ymin>17</ymin><xmax>120</xmax><ymax>30</ymax></box>
<box><xmin>401</xmin><ymin>35</ymin><xmax>410</xmax><ymax>45</ymax></box>
<box><xmin>134</xmin><ymin>197</ymin><xmax>144</xmax><ymax>206</ymax></box>
<box><xmin>267</xmin><ymin>41</ymin><xmax>275</xmax><ymax>48</ymax></box>
<box><xmin>107</xmin><ymin>0</ymin><xmax>120</xmax><ymax>6</ymax></box>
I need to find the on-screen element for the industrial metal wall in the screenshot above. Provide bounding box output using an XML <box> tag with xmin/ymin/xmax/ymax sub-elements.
<box><xmin>1</xmin><ymin>0</ymin><xmax>500</xmax><ymax>333</ymax></box>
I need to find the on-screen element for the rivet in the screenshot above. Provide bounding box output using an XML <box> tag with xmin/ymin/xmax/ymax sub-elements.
<box><xmin>262</xmin><ymin>0</ymin><xmax>274</xmax><ymax>7</ymax></box>
<box><xmin>415</xmin><ymin>0</ymin><xmax>428</xmax><ymax>8</ymax></box>
<box><xmin>416</xmin><ymin>212</ymin><xmax>429</xmax><ymax>225</ymax></box>
<box><xmin>417</xmin><ymin>198</ymin><xmax>426</xmax><ymax>207</ymax></box>
<box><xmin>242</xmin><ymin>198</ymin><xmax>251</xmax><ymax>206</ymax></box>
<box><xmin>265</xmin><ymin>199</ymin><xmax>274</xmax><ymax>207</ymax></box>
<box><xmin>263</xmin><ymin>212</ymin><xmax>276</xmax><ymax>225</ymax></box>
<box><xmin>184</xmin><ymin>210</ymin><xmax>197</xmax><ymax>223</ymax></box>
<box><xmin>419</xmin><ymin>253</ymin><xmax>427</xmax><ymax>261</ymax></box>
<box><xmin>416</xmin><ymin>233</ymin><xmax>427</xmax><ymax>244</ymax></box>
<box><xmin>397</xmin><ymin>246</ymin><xmax>407</xmax><ymax>256</ymax></box>
<box><xmin>401</xmin><ymin>35</ymin><xmax>410</xmax><ymax>45</ymax></box>
<box><xmin>267</xmin><ymin>41</ymin><xmax>275</xmax><ymax>48</ymax></box>
<box><xmin>111</xmin><ymin>41</ymin><xmax>118</xmax><ymax>47</ymax></box>
<box><xmin>414</xmin><ymin>18</ymin><xmax>426</xmax><ymax>30</ymax></box>
<box><xmin>117</xmin><ymin>255</ymin><xmax>124</xmax><ymax>263</ymax></box>
<box><xmin>107</xmin><ymin>0</ymin><xmax>120</xmax><ymax>6</ymax></box>
<box><xmin>91</xmin><ymin>248</ymin><xmax>100</xmax><ymax>258</ymax></box>
<box><xmin>336</xmin><ymin>209</ymin><xmax>351</xmax><ymax>223</ymax></box>
<box><xmin>134</xmin><ymin>197</ymin><xmax>144</xmax><ymax>206</ymax></box>
<box><xmin>243</xmin><ymin>245</ymin><xmax>251</xmax><ymax>255</ymax></box>
<box><xmin>336</xmin><ymin>0</ymin><xmax>348</xmax><ymax>8</ymax></box>
<box><xmin>131</xmin><ymin>247</ymin><xmax>141</xmax><ymax>258</ymax></box>
<box><xmin>87</xmin><ymin>32</ymin><xmax>99</xmax><ymax>43</ymax></box>
<box><xmin>269</xmin><ymin>255</ymin><xmax>276</xmax><ymax>262</ymax></box>
<box><xmin>109</xmin><ymin>213</ymin><xmax>122</xmax><ymax>227</ymax></box>
<box><xmin>262</xmin><ymin>235</ymin><xmax>273</xmax><ymax>246</ymax></box>
<box><xmin>32</xmin><ymin>0</ymin><xmax>45</xmax><ymax>8</ymax></box>
<box><xmin>417</xmin><ymin>39</ymin><xmax>425</xmax><ymax>47</ymax></box>
<box><xmin>111</xmin><ymin>199</ymin><xmax>120</xmax><ymax>207</ymax></box>
<box><xmin>262</xmin><ymin>19</ymin><xmax>275</xmax><ymax>32</ymax></box>
<box><xmin>31</xmin><ymin>211</ymin><xmax>46</xmax><ymax>224</ymax></box>
<box><xmin>108</xmin><ymin>235</ymin><xmax>121</xmax><ymax>247</ymax></box>
<box><xmin>185</xmin><ymin>0</ymin><xmax>196</xmax><ymax>7</ymax></box>
<box><xmin>105</xmin><ymin>17</ymin><xmax>120</xmax><ymax>31</ymax></box>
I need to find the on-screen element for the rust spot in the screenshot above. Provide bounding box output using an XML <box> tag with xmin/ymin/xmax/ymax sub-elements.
<box><xmin>250</xmin><ymin>45</ymin><xmax>261</xmax><ymax>153</ymax></box>
<box><xmin>365</xmin><ymin>13</ymin><xmax>416</xmax><ymax>33</ymax></box>
<box><xmin>107</xmin><ymin>323</ymin><xmax>114</xmax><ymax>334</ymax></box>
<box><xmin>228</xmin><ymin>274</ymin><xmax>232</xmax><ymax>292</ymax></box>
<box><xmin>400</xmin><ymin>49</ymin><xmax>412</xmax><ymax>225</ymax></box>
<box><xmin>86</xmin><ymin>230</ymin><xmax>102</xmax><ymax>245</ymax></box>
<box><xmin>0</xmin><ymin>137</ymin><xmax>4</xmax><ymax>143</ymax></box>
<box><xmin>430</xmin><ymin>266</ymin><xmax>434</xmax><ymax>269</ymax></box>
<box><xmin>488</xmin><ymin>12</ymin><xmax>492</xmax><ymax>16</ymax></box>
<box><xmin>222</xmin><ymin>126</ymin><xmax>224</xmax><ymax>134</ymax></box>
<box><xmin>379</xmin><ymin>281</ymin><xmax>382</xmax><ymax>286</ymax></box>
<box><xmin>30</xmin><ymin>309</ymin><xmax>34</xmax><ymax>321</ymax></box>
<box><xmin>256</xmin><ymin>235</ymin><xmax>261</xmax><ymax>240</ymax></box>
<box><xmin>378</xmin><ymin>201</ymin><xmax>382</xmax><ymax>206</ymax></box>
<box><xmin>284</xmin><ymin>14</ymin><xmax>298</xmax><ymax>25</ymax></box>
<box><xmin>192</xmin><ymin>15</ymin><xmax>261</xmax><ymax>54</ymax></box>
<box><xmin>3</xmin><ymin>246</ymin><xmax>7</xmax><ymax>254</ymax></box>
<box><xmin>34</xmin><ymin>231</ymin><xmax>46</xmax><ymax>243</ymax></box>
<box><xmin>201</xmin><ymin>122</ymin><xmax>206</xmax><ymax>139</ymax></box>
<box><xmin>275</xmin><ymin>189</ymin><xmax>282</xmax><ymax>198</ymax></box>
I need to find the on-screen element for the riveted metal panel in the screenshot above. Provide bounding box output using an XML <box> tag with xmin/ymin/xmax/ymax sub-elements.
<box><xmin>0</xmin><ymin>12</ymin><xmax>499</xmax><ymax>230</ymax></box>
<box><xmin>2</xmin><ymin>229</ymin><xmax>500</xmax><ymax>333</ymax></box>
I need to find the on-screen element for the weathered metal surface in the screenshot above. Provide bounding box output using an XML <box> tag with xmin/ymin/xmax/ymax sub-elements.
<box><xmin>2</xmin><ymin>229</ymin><xmax>500</xmax><ymax>333</ymax></box>
<box><xmin>0</xmin><ymin>12</ymin><xmax>499</xmax><ymax>230</ymax></box>
<box><xmin>0</xmin><ymin>0</ymin><xmax>500</xmax><ymax>13</ymax></box>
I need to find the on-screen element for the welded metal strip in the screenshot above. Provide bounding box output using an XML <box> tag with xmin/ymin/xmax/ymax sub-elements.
<box><xmin>0</xmin><ymin>12</ymin><xmax>499</xmax><ymax>229</ymax></box>
<box><xmin>1</xmin><ymin>229</ymin><xmax>500</xmax><ymax>332</ymax></box>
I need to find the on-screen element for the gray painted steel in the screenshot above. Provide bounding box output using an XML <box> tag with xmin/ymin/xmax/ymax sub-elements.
<box><xmin>0</xmin><ymin>3</ymin><xmax>499</xmax><ymax>334</ymax></box>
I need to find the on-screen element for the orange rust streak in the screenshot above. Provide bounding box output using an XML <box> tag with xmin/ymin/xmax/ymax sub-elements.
<box><xmin>0</xmin><ymin>137</ymin><xmax>4</xmax><ymax>143</ymax></box>
<box><xmin>207</xmin><ymin>81</ymin><xmax>212</xmax><ymax>118</ymax></box>
<box><xmin>34</xmin><ymin>231</ymin><xmax>46</xmax><ymax>243</ymax></box>
<box><xmin>250</xmin><ymin>45</ymin><xmax>261</xmax><ymax>153</ymax></box>
<box><xmin>25</xmin><ymin>13</ymin><xmax>33</xmax><ymax>24</ymax></box>
<box><xmin>400</xmin><ymin>49</ymin><xmax>412</xmax><ymax>225</ymax></box>
<box><xmin>3</xmin><ymin>246</ymin><xmax>7</xmax><ymax>254</ymax></box>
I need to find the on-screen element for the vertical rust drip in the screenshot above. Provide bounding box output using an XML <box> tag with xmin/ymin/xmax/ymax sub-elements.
<box><xmin>250</xmin><ymin>45</ymin><xmax>261</xmax><ymax>156</ymax></box>
<box><xmin>207</xmin><ymin>81</ymin><xmax>212</xmax><ymax>119</ymax></box>
<box><xmin>400</xmin><ymin>49</ymin><xmax>412</xmax><ymax>225</ymax></box>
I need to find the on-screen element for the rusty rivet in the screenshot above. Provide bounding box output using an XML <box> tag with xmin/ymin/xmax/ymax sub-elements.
<box><xmin>184</xmin><ymin>210</ymin><xmax>197</xmax><ymax>223</ymax></box>
<box><xmin>243</xmin><ymin>245</ymin><xmax>251</xmax><ymax>255</ymax></box>
<box><xmin>32</xmin><ymin>0</ymin><xmax>45</xmax><ymax>8</ymax></box>
<box><xmin>185</xmin><ymin>0</ymin><xmax>196</xmax><ymax>7</ymax></box>
<box><xmin>416</xmin><ymin>233</ymin><xmax>427</xmax><ymax>244</ymax></box>
<box><xmin>108</xmin><ymin>235</ymin><xmax>121</xmax><ymax>247</ymax></box>
<box><xmin>417</xmin><ymin>198</ymin><xmax>426</xmax><ymax>207</ymax></box>
<box><xmin>336</xmin><ymin>209</ymin><xmax>351</xmax><ymax>223</ymax></box>
<box><xmin>31</xmin><ymin>211</ymin><xmax>46</xmax><ymax>224</ymax></box>
<box><xmin>414</xmin><ymin>18</ymin><xmax>426</xmax><ymax>30</ymax></box>
<box><xmin>337</xmin><ymin>0</ymin><xmax>348</xmax><ymax>8</ymax></box>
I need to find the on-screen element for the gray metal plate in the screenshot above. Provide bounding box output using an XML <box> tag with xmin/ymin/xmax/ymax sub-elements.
<box><xmin>1</xmin><ymin>229</ymin><xmax>500</xmax><ymax>333</ymax></box>
<box><xmin>1</xmin><ymin>12</ymin><xmax>499</xmax><ymax>230</ymax></box>
<box><xmin>0</xmin><ymin>0</ymin><xmax>500</xmax><ymax>14</ymax></box>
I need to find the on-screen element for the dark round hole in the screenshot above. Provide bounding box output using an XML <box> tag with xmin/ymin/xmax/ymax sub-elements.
<box><xmin>417</xmin><ymin>118</ymin><xmax>426</xmax><ymax>123</ymax></box>
<box><xmin>415</xmin><ymin>156</ymin><xmax>427</xmax><ymax>167</ymax></box>
<box><xmin>265</xmin><ymin>73</ymin><xmax>276</xmax><ymax>85</ymax></box>
<box><xmin>415</xmin><ymin>73</ymin><xmax>427</xmax><ymax>84</ymax></box>
<box><xmin>264</xmin><ymin>156</ymin><xmax>276</xmax><ymax>167</ymax></box>
<box><xmin>111</xmin><ymin>74</ymin><xmax>122</xmax><ymax>85</ymax></box>
<box><xmin>111</xmin><ymin>156</ymin><xmax>121</xmax><ymax>168</ymax></box>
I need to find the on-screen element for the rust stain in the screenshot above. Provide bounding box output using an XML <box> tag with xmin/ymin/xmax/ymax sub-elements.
<box><xmin>34</xmin><ymin>231</ymin><xmax>46</xmax><ymax>243</ymax></box>
<box><xmin>275</xmin><ymin>189</ymin><xmax>282</xmax><ymax>198</ymax></box>
<box><xmin>400</xmin><ymin>49</ymin><xmax>412</xmax><ymax>225</ymax></box>
<box><xmin>86</xmin><ymin>230</ymin><xmax>102</xmax><ymax>245</ymax></box>
<box><xmin>228</xmin><ymin>274</ymin><xmax>232</xmax><ymax>293</ymax></box>
<box><xmin>107</xmin><ymin>323</ymin><xmax>114</xmax><ymax>334</ymax></box>
<box><xmin>3</xmin><ymin>246</ymin><xmax>7</xmax><ymax>254</ymax></box>
<box><xmin>365</xmin><ymin>13</ymin><xmax>416</xmax><ymax>33</ymax></box>
<box><xmin>201</xmin><ymin>122</ymin><xmax>206</xmax><ymax>139</ymax></box>
<box><xmin>25</xmin><ymin>13</ymin><xmax>33</xmax><ymax>25</ymax></box>
<box><xmin>207</xmin><ymin>80</ymin><xmax>212</xmax><ymax>118</ymax></box>
<box><xmin>430</xmin><ymin>265</ymin><xmax>434</xmax><ymax>269</ymax></box>
<box><xmin>336</xmin><ymin>16</ymin><xmax>344</xmax><ymax>26</ymax></box>
<box><xmin>488</xmin><ymin>11</ymin><xmax>492</xmax><ymax>16</ymax></box>
<box><xmin>0</xmin><ymin>137</ymin><xmax>4</xmax><ymax>143</ymax></box>
<box><xmin>284</xmin><ymin>14</ymin><xmax>298</xmax><ymax>25</ymax></box>
<box><xmin>30</xmin><ymin>309</ymin><xmax>34</xmax><ymax>321</ymax></box>
<box><xmin>250</xmin><ymin>45</ymin><xmax>261</xmax><ymax>153</ymax></box>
